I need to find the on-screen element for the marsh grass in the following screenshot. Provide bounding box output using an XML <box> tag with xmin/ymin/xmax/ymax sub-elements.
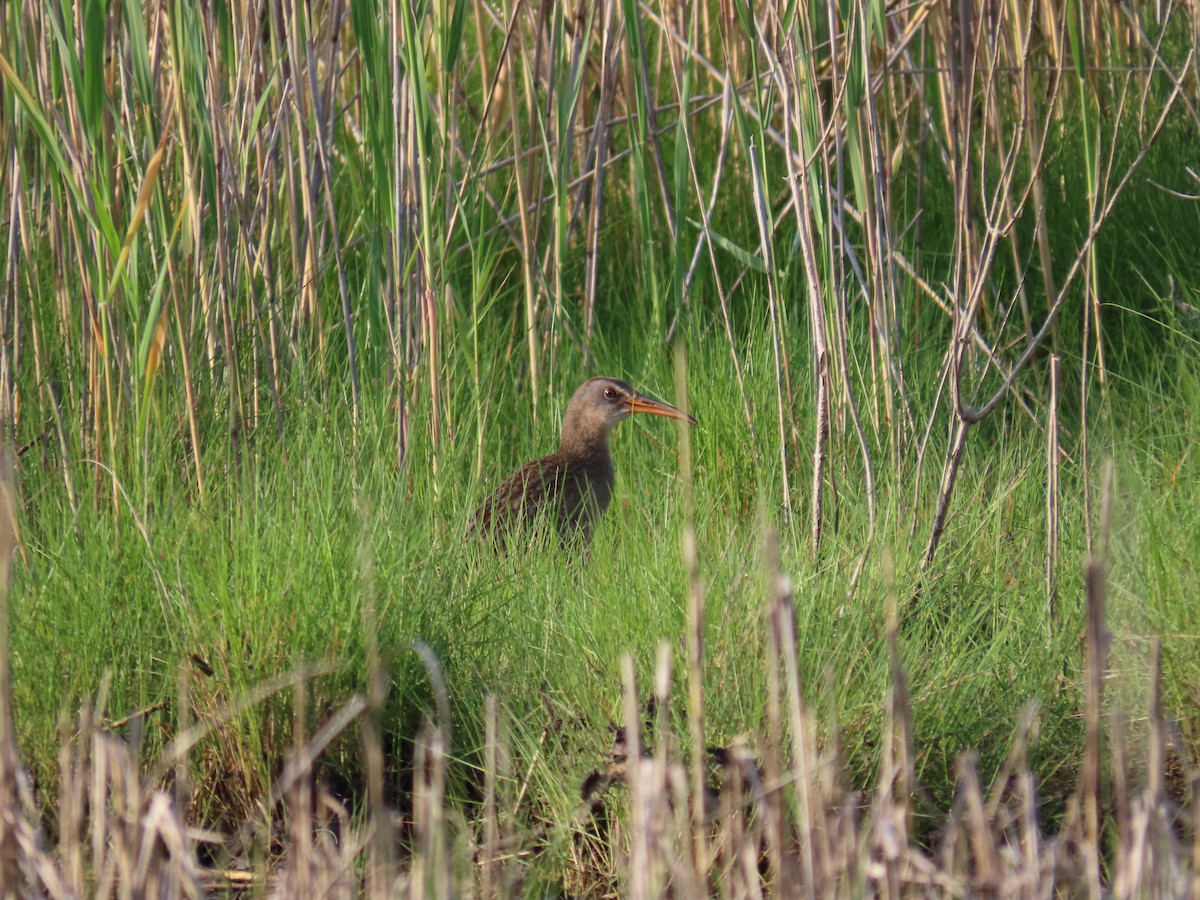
<box><xmin>2</xmin><ymin>433</ymin><xmax>1199</xmax><ymax>895</ymax></box>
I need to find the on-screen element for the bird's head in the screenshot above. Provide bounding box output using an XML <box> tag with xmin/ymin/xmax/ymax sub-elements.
<box><xmin>559</xmin><ymin>376</ymin><xmax>696</xmax><ymax>454</ymax></box>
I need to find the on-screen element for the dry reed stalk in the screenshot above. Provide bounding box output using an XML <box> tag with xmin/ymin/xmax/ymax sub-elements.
<box><xmin>1009</xmin><ymin>0</ymin><xmax>1061</xmax><ymax>348</ymax></box>
<box><xmin>672</xmin><ymin>347</ymin><xmax>707</xmax><ymax>880</ymax></box>
<box><xmin>583</xmin><ymin>0</ymin><xmax>623</xmax><ymax>367</ymax></box>
<box><xmin>625</xmin><ymin>0</ymin><xmax>675</xmax><ymax>236</ymax></box>
<box><xmin>747</xmin><ymin>135</ymin><xmax>795</xmax><ymax>525</ymax></box>
<box><xmin>823</xmin><ymin>5</ymin><xmax>879</xmax><ymax>592</ymax></box>
<box><xmin>14</xmin><ymin>180</ymin><xmax>82</xmax><ymax>530</ymax></box>
<box><xmin>877</xmin><ymin>573</ymin><xmax>915</xmax><ymax>895</ymax></box>
<box><xmin>175</xmin><ymin>664</ymin><xmax>191</xmax><ymax>870</ymax></box>
<box><xmin>1046</xmin><ymin>354</ymin><xmax>1060</xmax><ymax>630</ymax></box>
<box><xmin>855</xmin><ymin>4</ymin><xmax>911</xmax><ymax>459</ymax></box>
<box><xmin>760</xmin><ymin>526</ymin><xmax>786</xmax><ymax>893</ymax></box>
<box><xmin>313</xmin><ymin>101</ymin><xmax>363</xmax><ymax>442</ymax></box>
<box><xmin>0</xmin><ymin>450</ymin><xmax>39</xmax><ymax>896</ymax></box>
<box><xmin>169</xmin><ymin>277</ymin><xmax>206</xmax><ymax>503</ymax></box>
<box><xmin>501</xmin><ymin>0</ymin><xmax>540</xmax><ymax>422</ymax></box>
<box><xmin>771</xmin><ymin>571</ymin><xmax>819</xmax><ymax>895</ymax></box>
<box><xmin>885</xmin><ymin>241</ymin><xmax>1042</xmax><ymax>427</ymax></box>
<box><xmin>547</xmin><ymin>0</ymin><xmax>595</xmax><ymax>379</ymax></box>
<box><xmin>286</xmin><ymin>673</ymin><xmax>313</xmax><ymax>899</ymax></box>
<box><xmin>362</xmin><ymin>666</ymin><xmax>392</xmax><ymax>898</ymax></box>
<box><xmin>283</xmin><ymin>0</ymin><xmax>323</xmax><ymax>352</ymax></box>
<box><xmin>1</xmin><ymin>162</ymin><xmax>19</xmax><ymax>455</ymax></box>
<box><xmin>768</xmin><ymin>22</ymin><xmax>830</xmax><ymax>548</ymax></box>
<box><xmin>621</xmin><ymin>655</ymin><xmax>653</xmax><ymax>898</ymax></box>
<box><xmin>391</xmin><ymin>0</ymin><xmax>412</xmax><ymax>469</ymax></box>
<box><xmin>833</xmin><ymin>0</ymin><xmax>883</xmax><ymax>484</ymax></box>
<box><xmin>481</xmin><ymin>694</ymin><xmax>500</xmax><ymax>900</ymax></box>
<box><xmin>1077</xmin><ymin>460</ymin><xmax>1114</xmax><ymax>897</ymax></box>
<box><xmin>675</xmin><ymin>76</ymin><xmax>759</xmax><ymax>461</ymax></box>
<box><xmin>922</xmin><ymin>416</ymin><xmax>969</xmax><ymax>569</ymax></box>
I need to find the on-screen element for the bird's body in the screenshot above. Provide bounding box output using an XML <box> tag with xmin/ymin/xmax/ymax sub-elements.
<box><xmin>472</xmin><ymin>447</ymin><xmax>614</xmax><ymax>546</ymax></box>
<box><xmin>473</xmin><ymin>377</ymin><xmax>694</xmax><ymax>548</ymax></box>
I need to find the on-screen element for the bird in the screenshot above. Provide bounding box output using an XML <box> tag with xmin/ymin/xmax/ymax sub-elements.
<box><xmin>472</xmin><ymin>376</ymin><xmax>696</xmax><ymax>549</ymax></box>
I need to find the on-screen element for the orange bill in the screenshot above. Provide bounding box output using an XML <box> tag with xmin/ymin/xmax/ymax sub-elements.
<box><xmin>628</xmin><ymin>392</ymin><xmax>698</xmax><ymax>425</ymax></box>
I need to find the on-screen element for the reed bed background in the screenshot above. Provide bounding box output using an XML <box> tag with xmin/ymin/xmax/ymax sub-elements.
<box><xmin>2</xmin><ymin>0</ymin><xmax>1200</xmax><ymax>893</ymax></box>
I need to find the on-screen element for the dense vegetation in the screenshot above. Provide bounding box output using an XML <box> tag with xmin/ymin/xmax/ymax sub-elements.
<box><xmin>1</xmin><ymin>0</ymin><xmax>1199</xmax><ymax>893</ymax></box>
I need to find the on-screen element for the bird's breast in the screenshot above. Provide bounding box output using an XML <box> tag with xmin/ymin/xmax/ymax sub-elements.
<box><xmin>558</xmin><ymin>455</ymin><xmax>614</xmax><ymax>537</ymax></box>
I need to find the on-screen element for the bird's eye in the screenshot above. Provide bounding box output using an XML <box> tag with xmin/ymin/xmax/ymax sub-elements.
<box><xmin>604</xmin><ymin>387</ymin><xmax>617</xmax><ymax>400</ymax></box>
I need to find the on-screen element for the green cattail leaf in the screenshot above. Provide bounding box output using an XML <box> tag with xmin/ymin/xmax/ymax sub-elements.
<box><xmin>845</xmin><ymin>40</ymin><xmax>864</xmax><ymax>111</ymax></box>
<box><xmin>1067</xmin><ymin>0</ymin><xmax>1085</xmax><ymax>81</ymax></box>
<box><xmin>82</xmin><ymin>0</ymin><xmax>108</xmax><ymax>141</ymax></box>
<box><xmin>844</xmin><ymin>113</ymin><xmax>868</xmax><ymax>228</ymax></box>
<box><xmin>443</xmin><ymin>0</ymin><xmax>468</xmax><ymax>71</ymax></box>
<box><xmin>138</xmin><ymin>204</ymin><xmax>186</xmax><ymax>380</ymax></box>
<box><xmin>350</xmin><ymin>0</ymin><xmax>378</xmax><ymax>70</ymax></box>
<box><xmin>868</xmin><ymin>0</ymin><xmax>885</xmax><ymax>42</ymax></box>
<box><xmin>349</xmin><ymin>0</ymin><xmax>392</xmax><ymax>210</ymax></box>
<box><xmin>399</xmin><ymin>0</ymin><xmax>434</xmax><ymax>147</ymax></box>
<box><xmin>89</xmin><ymin>175</ymin><xmax>123</xmax><ymax>258</ymax></box>
<box><xmin>734</xmin><ymin>0</ymin><xmax>754</xmax><ymax>36</ymax></box>
<box><xmin>689</xmin><ymin>218</ymin><xmax>768</xmax><ymax>274</ymax></box>
<box><xmin>120</xmin><ymin>0</ymin><xmax>153</xmax><ymax>101</ymax></box>
<box><xmin>242</xmin><ymin>68</ymin><xmax>279</xmax><ymax>176</ymax></box>
<box><xmin>0</xmin><ymin>50</ymin><xmax>92</xmax><ymax>225</ymax></box>
<box><xmin>779</xmin><ymin>0</ymin><xmax>800</xmax><ymax>37</ymax></box>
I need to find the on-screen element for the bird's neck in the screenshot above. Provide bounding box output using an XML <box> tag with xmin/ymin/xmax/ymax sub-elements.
<box><xmin>557</xmin><ymin>420</ymin><xmax>613</xmax><ymax>465</ymax></box>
